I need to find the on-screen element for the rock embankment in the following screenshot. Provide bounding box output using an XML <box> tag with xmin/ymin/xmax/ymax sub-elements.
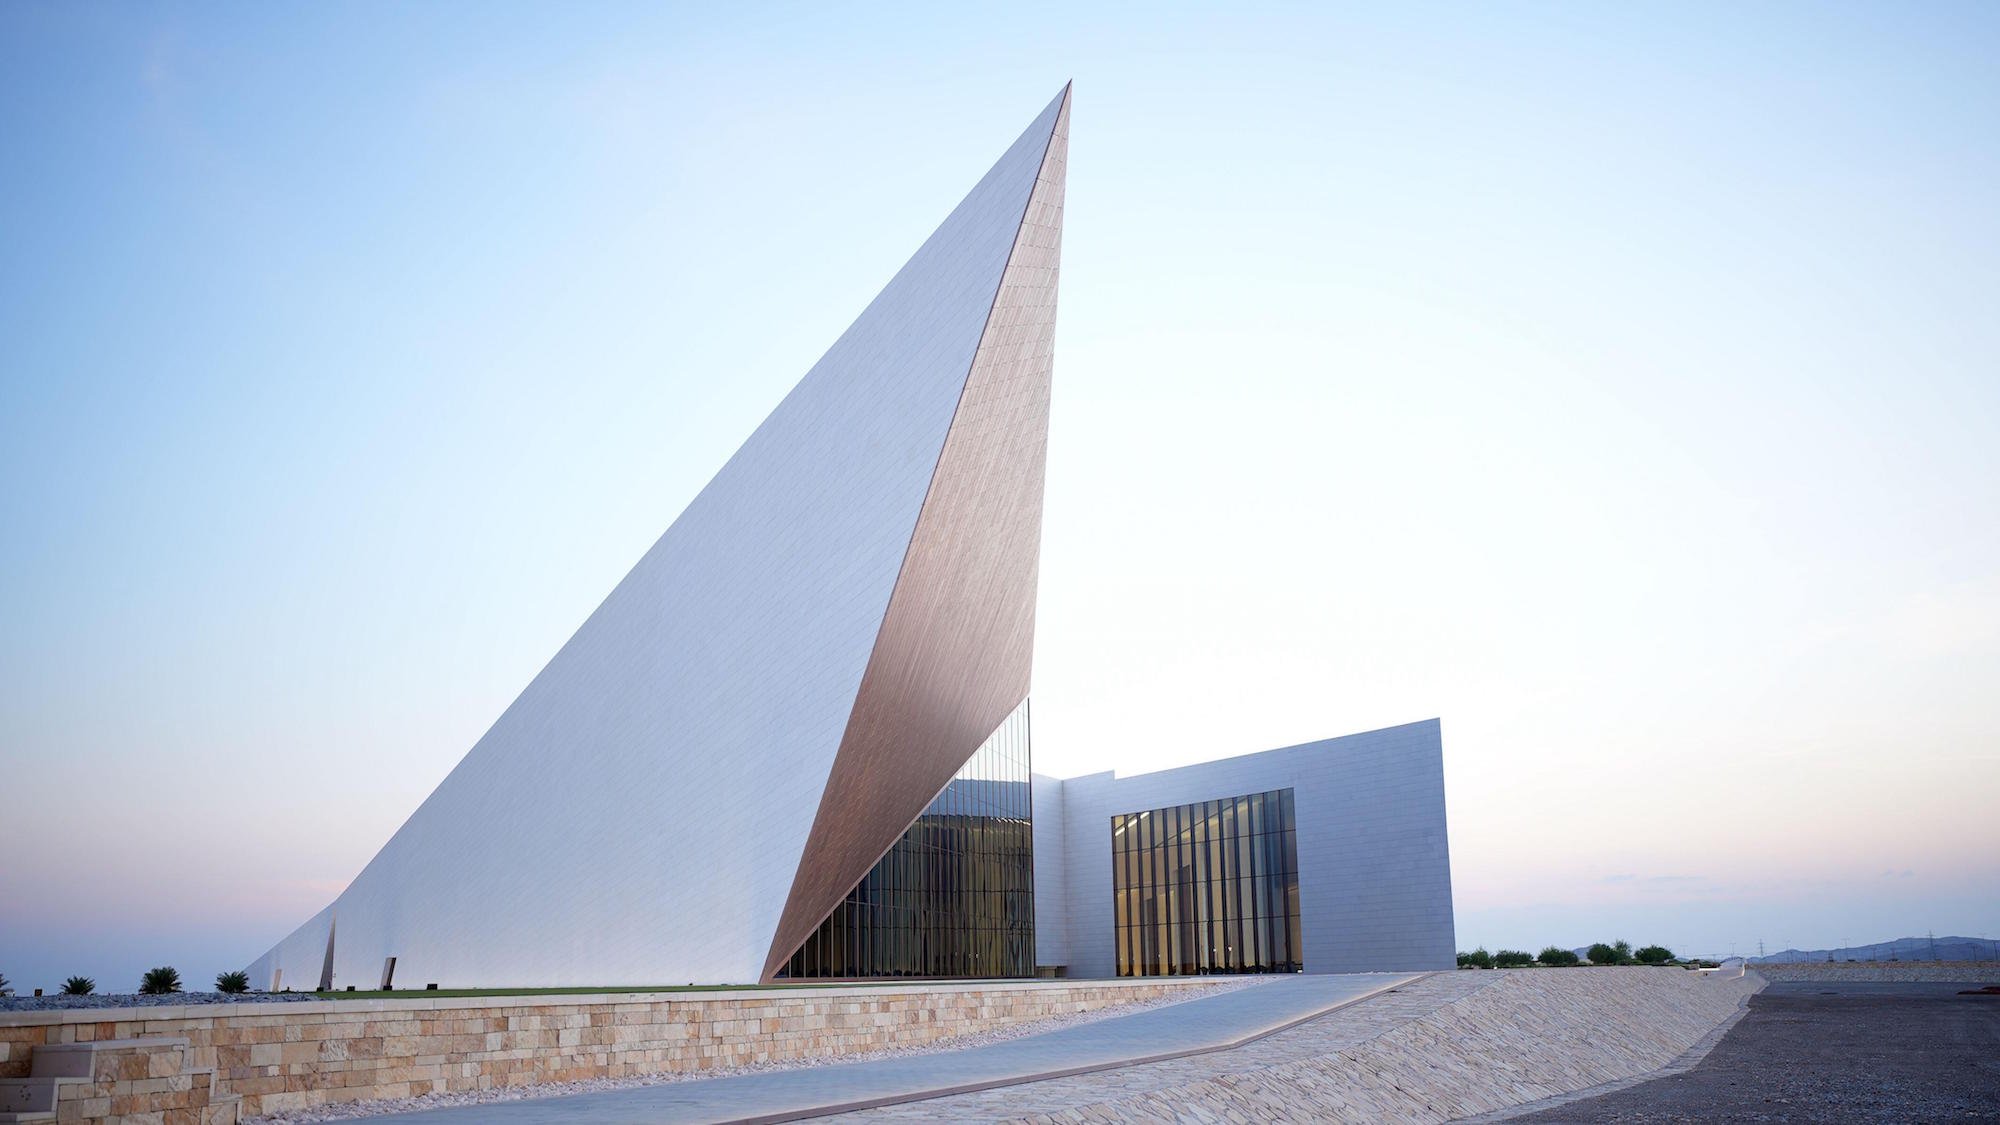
<box><xmin>908</xmin><ymin>967</ymin><xmax>1763</xmax><ymax>1123</ymax></box>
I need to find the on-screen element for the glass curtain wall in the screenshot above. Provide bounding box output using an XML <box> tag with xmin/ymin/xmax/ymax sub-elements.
<box><xmin>779</xmin><ymin>701</ymin><xmax>1035</xmax><ymax>978</ymax></box>
<box><xmin>1112</xmin><ymin>788</ymin><xmax>1302</xmax><ymax>976</ymax></box>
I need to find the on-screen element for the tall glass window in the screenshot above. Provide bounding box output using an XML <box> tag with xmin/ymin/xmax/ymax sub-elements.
<box><xmin>1111</xmin><ymin>788</ymin><xmax>1301</xmax><ymax>976</ymax></box>
<box><xmin>779</xmin><ymin>702</ymin><xmax>1035</xmax><ymax>979</ymax></box>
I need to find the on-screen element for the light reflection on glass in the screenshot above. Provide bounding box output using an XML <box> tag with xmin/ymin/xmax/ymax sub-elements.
<box><xmin>1111</xmin><ymin>788</ymin><xmax>1302</xmax><ymax>976</ymax></box>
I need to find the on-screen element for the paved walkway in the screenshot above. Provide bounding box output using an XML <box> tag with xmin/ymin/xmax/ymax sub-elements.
<box><xmin>840</xmin><ymin>969</ymin><xmax>1490</xmax><ymax>1121</ymax></box>
<box><xmin>378</xmin><ymin>972</ymin><xmax>1420</xmax><ymax>1124</ymax></box>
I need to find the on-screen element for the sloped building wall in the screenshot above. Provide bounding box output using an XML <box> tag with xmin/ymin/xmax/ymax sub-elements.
<box><xmin>248</xmin><ymin>88</ymin><xmax>1070</xmax><ymax>990</ymax></box>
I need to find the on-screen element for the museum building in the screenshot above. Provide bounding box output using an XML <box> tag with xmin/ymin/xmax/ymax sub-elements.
<box><xmin>247</xmin><ymin>85</ymin><xmax>1455</xmax><ymax>992</ymax></box>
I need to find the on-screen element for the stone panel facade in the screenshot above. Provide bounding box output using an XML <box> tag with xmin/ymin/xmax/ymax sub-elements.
<box><xmin>1036</xmin><ymin>719</ymin><xmax>1455</xmax><ymax>977</ymax></box>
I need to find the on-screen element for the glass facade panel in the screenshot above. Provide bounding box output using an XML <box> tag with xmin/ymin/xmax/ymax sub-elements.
<box><xmin>779</xmin><ymin>702</ymin><xmax>1035</xmax><ymax>979</ymax></box>
<box><xmin>1111</xmin><ymin>787</ymin><xmax>1303</xmax><ymax>976</ymax></box>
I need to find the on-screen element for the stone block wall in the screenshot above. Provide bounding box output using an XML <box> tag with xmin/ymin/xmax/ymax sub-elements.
<box><xmin>0</xmin><ymin>979</ymin><xmax>1204</xmax><ymax>1120</ymax></box>
<box><xmin>29</xmin><ymin>1038</ymin><xmax>239</xmax><ymax>1125</ymax></box>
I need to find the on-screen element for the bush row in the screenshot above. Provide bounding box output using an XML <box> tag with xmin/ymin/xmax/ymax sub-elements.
<box><xmin>1456</xmin><ymin>940</ymin><xmax>1686</xmax><ymax>968</ymax></box>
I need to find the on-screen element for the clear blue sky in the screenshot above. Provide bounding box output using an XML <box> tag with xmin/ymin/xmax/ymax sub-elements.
<box><xmin>3</xmin><ymin>2</ymin><xmax>1996</xmax><ymax>992</ymax></box>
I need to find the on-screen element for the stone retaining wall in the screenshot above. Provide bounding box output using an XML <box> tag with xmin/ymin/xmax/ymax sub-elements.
<box><xmin>1749</xmin><ymin>961</ymin><xmax>2000</xmax><ymax>982</ymax></box>
<box><xmin>0</xmin><ymin>979</ymin><xmax>1206</xmax><ymax>1120</ymax></box>
<box><xmin>7</xmin><ymin>1036</ymin><xmax>240</xmax><ymax>1125</ymax></box>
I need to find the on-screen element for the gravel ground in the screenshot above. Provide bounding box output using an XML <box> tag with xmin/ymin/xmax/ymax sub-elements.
<box><xmin>1511</xmin><ymin>979</ymin><xmax>2000</xmax><ymax>1123</ymax></box>
<box><xmin>0</xmin><ymin>990</ymin><xmax>320</xmax><ymax>1011</ymax></box>
<box><xmin>245</xmin><ymin>977</ymin><xmax>1264</xmax><ymax>1123</ymax></box>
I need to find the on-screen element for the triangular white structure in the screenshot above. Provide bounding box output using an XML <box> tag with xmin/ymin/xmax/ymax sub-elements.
<box><xmin>249</xmin><ymin>86</ymin><xmax>1068</xmax><ymax>989</ymax></box>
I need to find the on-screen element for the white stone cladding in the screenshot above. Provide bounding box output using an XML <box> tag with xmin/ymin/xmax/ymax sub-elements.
<box><xmin>1030</xmin><ymin>771</ymin><xmax>1071</xmax><ymax>970</ymax></box>
<box><xmin>247</xmin><ymin>89</ymin><xmax>1070</xmax><ymax>991</ymax></box>
<box><xmin>1035</xmin><ymin>720</ymin><xmax>1455</xmax><ymax>978</ymax></box>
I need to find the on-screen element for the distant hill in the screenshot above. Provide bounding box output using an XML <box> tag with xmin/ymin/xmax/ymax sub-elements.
<box><xmin>1752</xmin><ymin>936</ymin><xmax>2000</xmax><ymax>963</ymax></box>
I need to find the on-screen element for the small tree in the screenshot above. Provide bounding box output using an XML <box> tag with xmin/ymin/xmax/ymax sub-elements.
<box><xmin>1457</xmin><ymin>947</ymin><xmax>1494</xmax><ymax>969</ymax></box>
<box><xmin>1613</xmin><ymin>939</ymin><xmax>1633</xmax><ymax>962</ymax></box>
<box><xmin>62</xmin><ymin>976</ymin><xmax>95</xmax><ymax>996</ymax></box>
<box><xmin>139</xmin><ymin>966</ymin><xmax>183</xmax><ymax>995</ymax></box>
<box><xmin>1538</xmin><ymin>946</ymin><xmax>1581</xmax><ymax>966</ymax></box>
<box><xmin>1492</xmin><ymin>949</ymin><xmax>1535</xmax><ymax>968</ymax></box>
<box><xmin>215</xmin><ymin>970</ymin><xmax>250</xmax><ymax>995</ymax></box>
<box><xmin>1587</xmin><ymin>942</ymin><xmax>1623</xmax><ymax>965</ymax></box>
<box><xmin>0</xmin><ymin>972</ymin><xmax>10</xmax><ymax>997</ymax></box>
<box><xmin>1634</xmin><ymin>944</ymin><xmax>1675</xmax><ymax>965</ymax></box>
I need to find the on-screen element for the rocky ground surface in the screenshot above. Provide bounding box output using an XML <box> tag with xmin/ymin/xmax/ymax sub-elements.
<box><xmin>1749</xmin><ymin>960</ymin><xmax>2000</xmax><ymax>983</ymax></box>
<box><xmin>242</xmin><ymin>977</ymin><xmax>1263</xmax><ymax>1123</ymax></box>
<box><xmin>0</xmin><ymin>990</ymin><xmax>321</xmax><ymax>1011</ymax></box>
<box><xmin>843</xmin><ymin>966</ymin><xmax>1757</xmax><ymax>1122</ymax></box>
<box><xmin>1510</xmin><ymin>979</ymin><xmax>2000</xmax><ymax>1122</ymax></box>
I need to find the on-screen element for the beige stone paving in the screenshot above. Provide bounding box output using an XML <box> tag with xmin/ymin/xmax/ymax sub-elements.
<box><xmin>837</xmin><ymin>968</ymin><xmax>1760</xmax><ymax>1123</ymax></box>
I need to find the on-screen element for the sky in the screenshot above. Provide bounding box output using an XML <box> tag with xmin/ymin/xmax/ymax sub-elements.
<box><xmin>2</xmin><ymin>2</ymin><xmax>1996</xmax><ymax>993</ymax></box>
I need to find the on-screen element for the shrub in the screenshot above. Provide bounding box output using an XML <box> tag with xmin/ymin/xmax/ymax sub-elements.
<box><xmin>1634</xmin><ymin>944</ymin><xmax>1675</xmax><ymax>965</ymax></box>
<box><xmin>1492</xmin><ymin>949</ymin><xmax>1535</xmax><ymax>967</ymax></box>
<box><xmin>215</xmin><ymin>970</ymin><xmax>250</xmax><ymax>995</ymax></box>
<box><xmin>1457</xmin><ymin>947</ymin><xmax>1493</xmax><ymax>969</ymax></box>
<box><xmin>61</xmin><ymin>976</ymin><xmax>95</xmax><ymax>996</ymax></box>
<box><xmin>1538</xmin><ymin>946</ymin><xmax>1581</xmax><ymax>966</ymax></box>
<box><xmin>0</xmin><ymin>972</ymin><xmax>9</xmax><ymax>997</ymax></box>
<box><xmin>1593</xmin><ymin>941</ymin><xmax>1635</xmax><ymax>964</ymax></box>
<box><xmin>139</xmin><ymin>966</ymin><xmax>182</xmax><ymax>995</ymax></box>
